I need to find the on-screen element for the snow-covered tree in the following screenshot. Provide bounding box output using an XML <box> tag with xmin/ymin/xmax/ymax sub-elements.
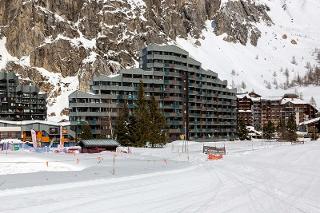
<box><xmin>291</xmin><ymin>56</ymin><xmax>297</xmax><ymax>65</ymax></box>
<box><xmin>310</xmin><ymin>96</ymin><xmax>317</xmax><ymax>108</ymax></box>
<box><xmin>241</xmin><ymin>81</ymin><xmax>246</xmax><ymax>90</ymax></box>
<box><xmin>114</xmin><ymin>101</ymin><xmax>131</xmax><ymax>146</ymax></box>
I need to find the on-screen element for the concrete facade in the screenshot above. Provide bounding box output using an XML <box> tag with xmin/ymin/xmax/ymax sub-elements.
<box><xmin>0</xmin><ymin>72</ymin><xmax>47</xmax><ymax>120</ymax></box>
<box><xmin>69</xmin><ymin>44</ymin><xmax>237</xmax><ymax>141</ymax></box>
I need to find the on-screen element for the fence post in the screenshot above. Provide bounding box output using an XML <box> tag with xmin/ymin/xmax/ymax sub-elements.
<box><xmin>112</xmin><ymin>154</ymin><xmax>116</xmax><ymax>175</ymax></box>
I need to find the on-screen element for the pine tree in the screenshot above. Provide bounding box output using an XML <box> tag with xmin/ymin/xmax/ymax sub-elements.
<box><xmin>266</xmin><ymin>81</ymin><xmax>272</xmax><ymax>89</ymax></box>
<box><xmin>114</xmin><ymin>101</ymin><xmax>131</xmax><ymax>146</ymax></box>
<box><xmin>284</xmin><ymin>68</ymin><xmax>290</xmax><ymax>89</ymax></box>
<box><xmin>297</xmin><ymin>74</ymin><xmax>302</xmax><ymax>86</ymax></box>
<box><xmin>263</xmin><ymin>121</ymin><xmax>275</xmax><ymax>140</ymax></box>
<box><xmin>273</xmin><ymin>71</ymin><xmax>277</xmax><ymax>77</ymax></box>
<box><xmin>310</xmin><ymin>96</ymin><xmax>317</xmax><ymax>108</ymax></box>
<box><xmin>80</xmin><ymin>124</ymin><xmax>93</xmax><ymax>140</ymax></box>
<box><xmin>241</xmin><ymin>81</ymin><xmax>246</xmax><ymax>90</ymax></box>
<box><xmin>148</xmin><ymin>96</ymin><xmax>167</xmax><ymax>147</ymax></box>
<box><xmin>277</xmin><ymin>119</ymin><xmax>286</xmax><ymax>140</ymax></box>
<box><xmin>287</xmin><ymin>115</ymin><xmax>297</xmax><ymax>141</ymax></box>
<box><xmin>131</xmin><ymin>81</ymin><xmax>150</xmax><ymax>147</ymax></box>
<box><xmin>237</xmin><ymin>120</ymin><xmax>248</xmax><ymax>140</ymax></box>
<box><xmin>291</xmin><ymin>56</ymin><xmax>297</xmax><ymax>65</ymax></box>
<box><xmin>299</xmin><ymin>92</ymin><xmax>304</xmax><ymax>100</ymax></box>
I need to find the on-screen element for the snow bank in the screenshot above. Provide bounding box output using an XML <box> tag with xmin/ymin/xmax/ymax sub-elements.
<box><xmin>0</xmin><ymin>152</ymin><xmax>83</xmax><ymax>175</ymax></box>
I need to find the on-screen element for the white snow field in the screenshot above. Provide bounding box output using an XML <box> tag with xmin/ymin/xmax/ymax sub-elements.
<box><xmin>0</xmin><ymin>140</ymin><xmax>320</xmax><ymax>213</ymax></box>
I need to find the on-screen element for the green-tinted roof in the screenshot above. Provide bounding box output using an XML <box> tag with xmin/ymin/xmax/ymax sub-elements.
<box><xmin>79</xmin><ymin>139</ymin><xmax>120</xmax><ymax>147</ymax></box>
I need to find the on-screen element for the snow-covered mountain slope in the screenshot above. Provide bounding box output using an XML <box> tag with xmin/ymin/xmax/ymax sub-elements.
<box><xmin>178</xmin><ymin>0</ymin><xmax>320</xmax><ymax>106</ymax></box>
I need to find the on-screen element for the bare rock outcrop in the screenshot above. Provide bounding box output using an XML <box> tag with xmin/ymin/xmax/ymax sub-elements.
<box><xmin>0</xmin><ymin>0</ymin><xmax>273</xmax><ymax>116</ymax></box>
<box><xmin>214</xmin><ymin>0</ymin><xmax>272</xmax><ymax>46</ymax></box>
<box><xmin>30</xmin><ymin>39</ymin><xmax>87</xmax><ymax>77</ymax></box>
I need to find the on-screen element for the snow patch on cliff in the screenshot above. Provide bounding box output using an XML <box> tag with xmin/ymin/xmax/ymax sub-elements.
<box><xmin>0</xmin><ymin>37</ymin><xmax>18</xmax><ymax>69</ymax></box>
<box><xmin>36</xmin><ymin>67</ymin><xmax>79</xmax><ymax>122</ymax></box>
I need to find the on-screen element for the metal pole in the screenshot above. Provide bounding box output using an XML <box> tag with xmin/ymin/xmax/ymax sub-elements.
<box><xmin>187</xmin><ymin>140</ymin><xmax>189</xmax><ymax>161</ymax></box>
<box><xmin>112</xmin><ymin>154</ymin><xmax>116</xmax><ymax>175</ymax></box>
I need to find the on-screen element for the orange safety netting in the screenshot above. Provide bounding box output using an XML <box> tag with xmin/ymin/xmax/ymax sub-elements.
<box><xmin>208</xmin><ymin>154</ymin><xmax>223</xmax><ymax>160</ymax></box>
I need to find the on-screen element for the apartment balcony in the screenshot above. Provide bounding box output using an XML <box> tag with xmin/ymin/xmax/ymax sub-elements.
<box><xmin>189</xmin><ymin>113</ymin><xmax>201</xmax><ymax>117</ymax></box>
<box><xmin>69</xmin><ymin>111</ymin><xmax>117</xmax><ymax>117</ymax></box>
<box><xmin>163</xmin><ymin>96</ymin><xmax>183</xmax><ymax>102</ymax></box>
<box><xmin>69</xmin><ymin>103</ymin><xmax>107</xmax><ymax>108</ymax></box>
<box><xmin>163</xmin><ymin>87</ymin><xmax>182</xmax><ymax>94</ymax></box>
<box><xmin>168</xmin><ymin>120</ymin><xmax>183</xmax><ymax>126</ymax></box>
<box><xmin>163</xmin><ymin>71</ymin><xmax>182</xmax><ymax>78</ymax></box>
<box><xmin>187</xmin><ymin>67</ymin><xmax>201</xmax><ymax>73</ymax></box>
<box><xmin>146</xmin><ymin>62</ymin><xmax>164</xmax><ymax>69</ymax></box>
<box><xmin>85</xmin><ymin>120</ymin><xmax>101</xmax><ymax>126</ymax></box>
<box><xmin>146</xmin><ymin>87</ymin><xmax>164</xmax><ymax>93</ymax></box>
<box><xmin>167</xmin><ymin>129</ymin><xmax>183</xmax><ymax>134</ymax></box>
<box><xmin>147</xmin><ymin>54</ymin><xmax>188</xmax><ymax>63</ymax></box>
<box><xmin>219</xmin><ymin>95</ymin><xmax>237</xmax><ymax>100</ymax></box>
<box><xmin>164</xmin><ymin>112</ymin><xmax>182</xmax><ymax>117</ymax></box>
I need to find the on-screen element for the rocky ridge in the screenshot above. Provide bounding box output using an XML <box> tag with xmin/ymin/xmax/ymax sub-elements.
<box><xmin>0</xmin><ymin>0</ymin><xmax>272</xmax><ymax>118</ymax></box>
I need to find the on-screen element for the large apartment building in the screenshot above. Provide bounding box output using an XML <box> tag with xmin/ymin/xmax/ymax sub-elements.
<box><xmin>69</xmin><ymin>44</ymin><xmax>237</xmax><ymax>141</ymax></box>
<box><xmin>237</xmin><ymin>92</ymin><xmax>318</xmax><ymax>130</ymax></box>
<box><xmin>0</xmin><ymin>71</ymin><xmax>47</xmax><ymax>120</ymax></box>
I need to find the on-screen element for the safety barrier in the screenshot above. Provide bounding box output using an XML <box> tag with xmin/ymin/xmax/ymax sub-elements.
<box><xmin>203</xmin><ymin>145</ymin><xmax>226</xmax><ymax>155</ymax></box>
<box><xmin>208</xmin><ymin>154</ymin><xmax>223</xmax><ymax>160</ymax></box>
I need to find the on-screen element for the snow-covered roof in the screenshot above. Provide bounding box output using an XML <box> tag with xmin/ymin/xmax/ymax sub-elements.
<box><xmin>69</xmin><ymin>90</ymin><xmax>97</xmax><ymax>98</ymax></box>
<box><xmin>0</xmin><ymin>139</ymin><xmax>23</xmax><ymax>144</ymax></box>
<box><xmin>237</xmin><ymin>92</ymin><xmax>262</xmax><ymax>102</ymax></box>
<box><xmin>246</xmin><ymin>126</ymin><xmax>262</xmax><ymax>136</ymax></box>
<box><xmin>0</xmin><ymin>120</ymin><xmax>70</xmax><ymax>127</ymax></box>
<box><xmin>108</xmin><ymin>73</ymin><xmax>120</xmax><ymax>78</ymax></box>
<box><xmin>79</xmin><ymin>139</ymin><xmax>120</xmax><ymax>148</ymax></box>
<box><xmin>281</xmin><ymin>98</ymin><xmax>308</xmax><ymax>105</ymax></box>
<box><xmin>236</xmin><ymin>93</ymin><xmax>249</xmax><ymax>99</ymax></box>
<box><xmin>262</xmin><ymin>96</ymin><xmax>282</xmax><ymax>101</ymax></box>
<box><xmin>299</xmin><ymin>117</ymin><xmax>320</xmax><ymax>126</ymax></box>
<box><xmin>251</xmin><ymin>97</ymin><xmax>261</xmax><ymax>102</ymax></box>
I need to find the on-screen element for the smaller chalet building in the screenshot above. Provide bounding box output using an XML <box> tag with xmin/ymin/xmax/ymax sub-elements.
<box><xmin>237</xmin><ymin>94</ymin><xmax>253</xmax><ymax>126</ymax></box>
<box><xmin>237</xmin><ymin>92</ymin><xmax>318</xmax><ymax>130</ymax></box>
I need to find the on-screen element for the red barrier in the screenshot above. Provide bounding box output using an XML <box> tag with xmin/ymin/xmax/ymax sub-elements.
<box><xmin>208</xmin><ymin>154</ymin><xmax>223</xmax><ymax>160</ymax></box>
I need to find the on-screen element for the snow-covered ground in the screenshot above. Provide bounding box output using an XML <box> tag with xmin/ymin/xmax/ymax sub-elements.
<box><xmin>1</xmin><ymin>140</ymin><xmax>320</xmax><ymax>213</ymax></box>
<box><xmin>0</xmin><ymin>152</ymin><xmax>83</xmax><ymax>175</ymax></box>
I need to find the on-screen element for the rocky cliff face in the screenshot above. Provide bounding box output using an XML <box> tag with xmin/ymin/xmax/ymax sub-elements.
<box><xmin>214</xmin><ymin>0</ymin><xmax>272</xmax><ymax>46</ymax></box>
<box><xmin>0</xmin><ymin>0</ymin><xmax>272</xmax><ymax>118</ymax></box>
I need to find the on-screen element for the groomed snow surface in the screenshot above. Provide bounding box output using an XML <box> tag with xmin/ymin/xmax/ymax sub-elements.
<box><xmin>1</xmin><ymin>140</ymin><xmax>320</xmax><ymax>213</ymax></box>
